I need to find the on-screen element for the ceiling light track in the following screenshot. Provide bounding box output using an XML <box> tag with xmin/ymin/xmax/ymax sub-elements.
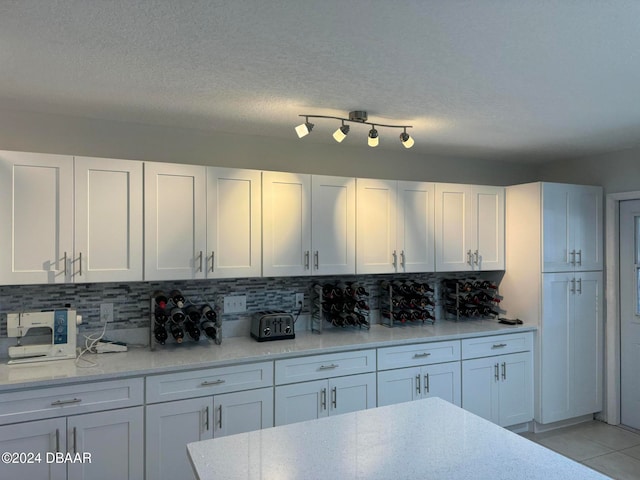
<box><xmin>295</xmin><ymin>111</ymin><xmax>414</xmax><ymax>148</ymax></box>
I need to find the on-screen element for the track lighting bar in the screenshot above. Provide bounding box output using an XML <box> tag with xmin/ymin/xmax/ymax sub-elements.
<box><xmin>295</xmin><ymin>111</ymin><xmax>414</xmax><ymax>148</ymax></box>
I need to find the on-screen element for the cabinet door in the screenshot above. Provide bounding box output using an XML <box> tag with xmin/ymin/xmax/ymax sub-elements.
<box><xmin>262</xmin><ymin>172</ymin><xmax>311</xmax><ymax>276</ymax></box>
<box><xmin>542</xmin><ymin>184</ymin><xmax>572</xmax><ymax>272</ymax></box>
<box><xmin>329</xmin><ymin>373</ymin><xmax>376</xmax><ymax>416</ymax></box>
<box><xmin>68</xmin><ymin>406</ymin><xmax>143</xmax><ymax>480</ymax></box>
<box><xmin>435</xmin><ymin>183</ymin><xmax>473</xmax><ymax>272</ymax></box>
<box><xmin>144</xmin><ymin>162</ymin><xmax>207</xmax><ymax>280</ymax></box>
<box><xmin>461</xmin><ymin>356</ymin><xmax>500</xmax><ymax>424</ymax></box>
<box><xmin>397</xmin><ymin>181</ymin><xmax>435</xmax><ymax>273</ymax></box>
<box><xmin>0</xmin><ymin>417</ymin><xmax>66</xmax><ymax>480</ymax></box>
<box><xmin>540</xmin><ymin>273</ymin><xmax>573</xmax><ymax>423</ymax></box>
<box><xmin>146</xmin><ymin>398</ymin><xmax>213</xmax><ymax>480</ymax></box>
<box><xmin>0</xmin><ymin>151</ymin><xmax>73</xmax><ymax>284</ymax></box>
<box><xmin>498</xmin><ymin>352</ymin><xmax>533</xmax><ymax>427</ymax></box>
<box><xmin>572</xmin><ymin>272</ymin><xmax>603</xmax><ymax>417</ymax></box>
<box><xmin>423</xmin><ymin>362</ymin><xmax>461</xmax><ymax>407</ymax></box>
<box><xmin>311</xmin><ymin>175</ymin><xmax>356</xmax><ymax>275</ymax></box>
<box><xmin>207</xmin><ymin>167</ymin><xmax>262</xmax><ymax>278</ymax></box>
<box><xmin>74</xmin><ymin>157</ymin><xmax>143</xmax><ymax>283</ymax></box>
<box><xmin>571</xmin><ymin>185</ymin><xmax>603</xmax><ymax>272</ymax></box>
<box><xmin>274</xmin><ymin>380</ymin><xmax>326</xmax><ymax>426</ymax></box>
<box><xmin>473</xmin><ymin>186</ymin><xmax>504</xmax><ymax>271</ymax></box>
<box><xmin>377</xmin><ymin>367</ymin><xmax>421</xmax><ymax>407</ymax></box>
<box><xmin>356</xmin><ymin>178</ymin><xmax>397</xmax><ymax>274</ymax></box>
<box><xmin>213</xmin><ymin>387</ymin><xmax>273</xmax><ymax>438</ymax></box>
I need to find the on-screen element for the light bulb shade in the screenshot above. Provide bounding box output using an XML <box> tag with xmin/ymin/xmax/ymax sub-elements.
<box><xmin>368</xmin><ymin>128</ymin><xmax>379</xmax><ymax>147</ymax></box>
<box><xmin>400</xmin><ymin>132</ymin><xmax>415</xmax><ymax>149</ymax></box>
<box><xmin>333</xmin><ymin>124</ymin><xmax>350</xmax><ymax>143</ymax></box>
<box><xmin>295</xmin><ymin>121</ymin><xmax>314</xmax><ymax>138</ymax></box>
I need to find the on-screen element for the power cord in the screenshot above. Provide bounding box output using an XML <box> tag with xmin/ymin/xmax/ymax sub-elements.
<box><xmin>75</xmin><ymin>313</ymin><xmax>109</xmax><ymax>368</ymax></box>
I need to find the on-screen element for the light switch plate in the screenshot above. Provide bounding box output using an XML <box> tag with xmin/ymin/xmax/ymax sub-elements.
<box><xmin>224</xmin><ymin>295</ymin><xmax>247</xmax><ymax>314</ymax></box>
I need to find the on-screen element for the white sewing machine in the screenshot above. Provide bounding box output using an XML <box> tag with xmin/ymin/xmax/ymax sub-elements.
<box><xmin>6</xmin><ymin>310</ymin><xmax>81</xmax><ymax>364</ymax></box>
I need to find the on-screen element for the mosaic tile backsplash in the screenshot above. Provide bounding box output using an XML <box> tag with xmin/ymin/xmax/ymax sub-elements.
<box><xmin>0</xmin><ymin>272</ymin><xmax>504</xmax><ymax>339</ymax></box>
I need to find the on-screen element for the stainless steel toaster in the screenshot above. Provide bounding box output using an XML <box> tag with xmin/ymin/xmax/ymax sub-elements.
<box><xmin>250</xmin><ymin>311</ymin><xmax>295</xmax><ymax>342</ymax></box>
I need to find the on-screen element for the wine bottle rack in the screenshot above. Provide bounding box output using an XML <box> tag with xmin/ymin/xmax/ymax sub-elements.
<box><xmin>442</xmin><ymin>278</ymin><xmax>503</xmax><ymax>322</ymax></box>
<box><xmin>150</xmin><ymin>290</ymin><xmax>222</xmax><ymax>350</ymax></box>
<box><xmin>311</xmin><ymin>282</ymin><xmax>371</xmax><ymax>333</ymax></box>
<box><xmin>379</xmin><ymin>280</ymin><xmax>436</xmax><ymax>327</ymax></box>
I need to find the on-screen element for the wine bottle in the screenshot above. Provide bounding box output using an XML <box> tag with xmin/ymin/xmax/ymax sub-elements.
<box><xmin>169</xmin><ymin>322</ymin><xmax>184</xmax><ymax>343</ymax></box>
<box><xmin>185</xmin><ymin>305</ymin><xmax>202</xmax><ymax>323</ymax></box>
<box><xmin>170</xmin><ymin>307</ymin><xmax>186</xmax><ymax>324</ymax></box>
<box><xmin>154</xmin><ymin>308</ymin><xmax>169</xmax><ymax>325</ymax></box>
<box><xmin>170</xmin><ymin>289</ymin><xmax>185</xmax><ymax>308</ymax></box>
<box><xmin>153</xmin><ymin>325</ymin><xmax>168</xmax><ymax>344</ymax></box>
<box><xmin>201</xmin><ymin>304</ymin><xmax>217</xmax><ymax>322</ymax></box>
<box><xmin>184</xmin><ymin>320</ymin><xmax>201</xmax><ymax>341</ymax></box>
<box><xmin>201</xmin><ymin>319</ymin><xmax>218</xmax><ymax>340</ymax></box>
<box><xmin>153</xmin><ymin>291</ymin><xmax>168</xmax><ymax>309</ymax></box>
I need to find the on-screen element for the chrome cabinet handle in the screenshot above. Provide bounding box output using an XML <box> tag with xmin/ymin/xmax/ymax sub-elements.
<box><xmin>569</xmin><ymin>249</ymin><xmax>576</xmax><ymax>265</ymax></box>
<box><xmin>319</xmin><ymin>364</ymin><xmax>339</xmax><ymax>370</ymax></box>
<box><xmin>571</xmin><ymin>278</ymin><xmax>576</xmax><ymax>294</ymax></box>
<box><xmin>204</xmin><ymin>406</ymin><xmax>210</xmax><ymax>431</ymax></box>
<box><xmin>78</xmin><ymin>252</ymin><xmax>82</xmax><ymax>276</ymax></box>
<box><xmin>494</xmin><ymin>363</ymin><xmax>499</xmax><ymax>382</ymax></box>
<box><xmin>304</xmin><ymin>251</ymin><xmax>310</xmax><ymax>269</ymax></box>
<box><xmin>62</xmin><ymin>251</ymin><xmax>67</xmax><ymax>277</ymax></box>
<box><xmin>51</xmin><ymin>398</ymin><xmax>82</xmax><ymax>406</ymax></box>
<box><xmin>72</xmin><ymin>427</ymin><xmax>77</xmax><ymax>454</ymax></box>
<box><xmin>413</xmin><ymin>353</ymin><xmax>431</xmax><ymax>358</ymax></box>
<box><xmin>576</xmin><ymin>249</ymin><xmax>582</xmax><ymax>266</ymax></box>
<box><xmin>321</xmin><ymin>388</ymin><xmax>327</xmax><ymax>410</ymax></box>
<box><xmin>331</xmin><ymin>387</ymin><xmax>337</xmax><ymax>409</ymax></box>
<box><xmin>210</xmin><ymin>251</ymin><xmax>215</xmax><ymax>272</ymax></box>
<box><xmin>55</xmin><ymin>429</ymin><xmax>60</xmax><ymax>453</ymax></box>
<box><xmin>218</xmin><ymin>404</ymin><xmax>223</xmax><ymax>429</ymax></box>
<box><xmin>501</xmin><ymin>362</ymin><xmax>507</xmax><ymax>380</ymax></box>
<box><xmin>491</xmin><ymin>343</ymin><xmax>507</xmax><ymax>349</ymax></box>
<box><xmin>392</xmin><ymin>250</ymin><xmax>397</xmax><ymax>268</ymax></box>
<box><xmin>425</xmin><ymin>374</ymin><xmax>430</xmax><ymax>393</ymax></box>
<box><xmin>474</xmin><ymin>250</ymin><xmax>479</xmax><ymax>266</ymax></box>
<box><xmin>416</xmin><ymin>374</ymin><xmax>421</xmax><ymax>395</ymax></box>
<box><xmin>400</xmin><ymin>250</ymin><xmax>405</xmax><ymax>268</ymax></box>
<box><xmin>467</xmin><ymin>250</ymin><xmax>473</xmax><ymax>266</ymax></box>
<box><xmin>577</xmin><ymin>278</ymin><xmax>582</xmax><ymax>294</ymax></box>
<box><xmin>201</xmin><ymin>379</ymin><xmax>225</xmax><ymax>386</ymax></box>
<box><xmin>314</xmin><ymin>251</ymin><xmax>319</xmax><ymax>269</ymax></box>
<box><xmin>197</xmin><ymin>251</ymin><xmax>203</xmax><ymax>272</ymax></box>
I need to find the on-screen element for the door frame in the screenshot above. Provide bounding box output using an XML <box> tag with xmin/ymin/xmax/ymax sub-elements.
<box><xmin>604</xmin><ymin>190</ymin><xmax>640</xmax><ymax>425</ymax></box>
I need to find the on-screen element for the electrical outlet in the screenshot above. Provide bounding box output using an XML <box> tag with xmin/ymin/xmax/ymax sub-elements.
<box><xmin>295</xmin><ymin>293</ymin><xmax>304</xmax><ymax>309</ymax></box>
<box><xmin>100</xmin><ymin>303</ymin><xmax>114</xmax><ymax>323</ymax></box>
<box><xmin>224</xmin><ymin>295</ymin><xmax>247</xmax><ymax>314</ymax></box>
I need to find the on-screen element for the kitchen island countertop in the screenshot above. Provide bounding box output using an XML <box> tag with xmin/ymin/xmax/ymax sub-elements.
<box><xmin>187</xmin><ymin>397</ymin><xmax>608</xmax><ymax>480</ymax></box>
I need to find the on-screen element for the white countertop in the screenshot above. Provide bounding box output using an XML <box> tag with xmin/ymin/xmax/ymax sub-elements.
<box><xmin>187</xmin><ymin>397</ymin><xmax>608</xmax><ymax>480</ymax></box>
<box><xmin>0</xmin><ymin>320</ymin><xmax>535</xmax><ymax>391</ymax></box>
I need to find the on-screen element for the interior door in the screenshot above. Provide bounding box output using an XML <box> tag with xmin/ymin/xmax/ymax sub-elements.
<box><xmin>620</xmin><ymin>199</ymin><xmax>640</xmax><ymax>430</ymax></box>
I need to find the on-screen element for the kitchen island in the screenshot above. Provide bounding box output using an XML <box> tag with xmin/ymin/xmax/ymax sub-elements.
<box><xmin>187</xmin><ymin>397</ymin><xmax>608</xmax><ymax>480</ymax></box>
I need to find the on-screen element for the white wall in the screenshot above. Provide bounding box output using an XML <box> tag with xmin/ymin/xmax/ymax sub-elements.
<box><xmin>0</xmin><ymin>109</ymin><xmax>538</xmax><ymax>185</ymax></box>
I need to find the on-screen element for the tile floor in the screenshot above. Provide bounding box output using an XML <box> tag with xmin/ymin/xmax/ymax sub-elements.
<box><xmin>520</xmin><ymin>421</ymin><xmax>640</xmax><ymax>480</ymax></box>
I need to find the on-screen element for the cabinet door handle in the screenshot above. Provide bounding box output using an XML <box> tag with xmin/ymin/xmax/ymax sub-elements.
<box><xmin>474</xmin><ymin>250</ymin><xmax>479</xmax><ymax>266</ymax></box>
<box><xmin>331</xmin><ymin>386</ymin><xmax>337</xmax><ymax>409</ymax></box>
<box><xmin>392</xmin><ymin>250</ymin><xmax>397</xmax><ymax>269</ymax></box>
<box><xmin>78</xmin><ymin>252</ymin><xmax>82</xmax><ymax>276</ymax></box>
<box><xmin>55</xmin><ymin>428</ymin><xmax>60</xmax><ymax>453</ymax></box>
<box><xmin>491</xmin><ymin>343</ymin><xmax>507</xmax><ymax>349</ymax></box>
<box><xmin>501</xmin><ymin>362</ymin><xmax>507</xmax><ymax>380</ymax></box>
<box><xmin>413</xmin><ymin>353</ymin><xmax>431</xmax><ymax>358</ymax></box>
<box><xmin>201</xmin><ymin>379</ymin><xmax>225</xmax><ymax>386</ymax></box>
<box><xmin>416</xmin><ymin>374</ymin><xmax>421</xmax><ymax>395</ymax></box>
<box><xmin>210</xmin><ymin>251</ymin><xmax>215</xmax><ymax>272</ymax></box>
<box><xmin>71</xmin><ymin>427</ymin><xmax>77</xmax><ymax>454</ymax></box>
<box><xmin>425</xmin><ymin>374</ymin><xmax>430</xmax><ymax>393</ymax></box>
<box><xmin>320</xmin><ymin>388</ymin><xmax>327</xmax><ymax>410</ymax></box>
<box><xmin>314</xmin><ymin>251</ymin><xmax>319</xmax><ymax>269</ymax></box>
<box><xmin>569</xmin><ymin>249</ymin><xmax>576</xmax><ymax>266</ymax></box>
<box><xmin>304</xmin><ymin>251</ymin><xmax>310</xmax><ymax>269</ymax></box>
<box><xmin>203</xmin><ymin>406</ymin><xmax>210</xmax><ymax>431</ymax></box>
<box><xmin>319</xmin><ymin>364</ymin><xmax>339</xmax><ymax>370</ymax></box>
<box><xmin>62</xmin><ymin>251</ymin><xmax>67</xmax><ymax>277</ymax></box>
<box><xmin>577</xmin><ymin>278</ymin><xmax>582</xmax><ymax>294</ymax></box>
<box><xmin>197</xmin><ymin>251</ymin><xmax>203</xmax><ymax>272</ymax></box>
<box><xmin>571</xmin><ymin>278</ymin><xmax>576</xmax><ymax>294</ymax></box>
<box><xmin>51</xmin><ymin>398</ymin><xmax>82</xmax><ymax>406</ymax></box>
<box><xmin>576</xmin><ymin>249</ymin><xmax>582</xmax><ymax>266</ymax></box>
<box><xmin>400</xmin><ymin>250</ymin><xmax>406</xmax><ymax>269</ymax></box>
<box><xmin>218</xmin><ymin>404</ymin><xmax>223</xmax><ymax>429</ymax></box>
<box><xmin>467</xmin><ymin>250</ymin><xmax>473</xmax><ymax>266</ymax></box>
<box><xmin>494</xmin><ymin>363</ymin><xmax>499</xmax><ymax>382</ymax></box>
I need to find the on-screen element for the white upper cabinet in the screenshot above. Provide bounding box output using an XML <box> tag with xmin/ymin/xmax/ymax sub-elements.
<box><xmin>206</xmin><ymin>167</ymin><xmax>262</xmax><ymax>278</ymax></box>
<box><xmin>356</xmin><ymin>179</ymin><xmax>435</xmax><ymax>274</ymax></box>
<box><xmin>311</xmin><ymin>175</ymin><xmax>356</xmax><ymax>275</ymax></box>
<box><xmin>263</xmin><ymin>172</ymin><xmax>355</xmax><ymax>277</ymax></box>
<box><xmin>74</xmin><ymin>157</ymin><xmax>143</xmax><ymax>283</ymax></box>
<box><xmin>0</xmin><ymin>151</ymin><xmax>74</xmax><ymax>284</ymax></box>
<box><xmin>435</xmin><ymin>183</ymin><xmax>504</xmax><ymax>272</ymax></box>
<box><xmin>144</xmin><ymin>162</ymin><xmax>207</xmax><ymax>280</ymax></box>
<box><xmin>542</xmin><ymin>183</ymin><xmax>602</xmax><ymax>272</ymax></box>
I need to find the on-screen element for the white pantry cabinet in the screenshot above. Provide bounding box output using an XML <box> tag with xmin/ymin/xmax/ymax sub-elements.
<box><xmin>0</xmin><ymin>151</ymin><xmax>74</xmax><ymax>284</ymax></box>
<box><xmin>435</xmin><ymin>183</ymin><xmax>504</xmax><ymax>272</ymax></box>
<box><xmin>206</xmin><ymin>167</ymin><xmax>262</xmax><ymax>278</ymax></box>
<box><xmin>262</xmin><ymin>172</ymin><xmax>356</xmax><ymax>276</ymax></box>
<box><xmin>356</xmin><ymin>179</ymin><xmax>435</xmax><ymax>274</ymax></box>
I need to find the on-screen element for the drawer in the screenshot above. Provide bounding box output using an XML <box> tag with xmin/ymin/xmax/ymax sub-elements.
<box><xmin>377</xmin><ymin>340</ymin><xmax>461</xmax><ymax>370</ymax></box>
<box><xmin>461</xmin><ymin>332</ymin><xmax>533</xmax><ymax>360</ymax></box>
<box><xmin>0</xmin><ymin>378</ymin><xmax>143</xmax><ymax>425</ymax></box>
<box><xmin>275</xmin><ymin>350</ymin><xmax>375</xmax><ymax>385</ymax></box>
<box><xmin>146</xmin><ymin>361</ymin><xmax>273</xmax><ymax>403</ymax></box>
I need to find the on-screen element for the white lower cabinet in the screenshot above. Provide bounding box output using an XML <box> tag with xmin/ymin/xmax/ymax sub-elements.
<box><xmin>462</xmin><ymin>352</ymin><xmax>533</xmax><ymax>427</ymax></box>
<box><xmin>274</xmin><ymin>373</ymin><xmax>376</xmax><ymax>426</ymax></box>
<box><xmin>145</xmin><ymin>387</ymin><xmax>273</xmax><ymax>480</ymax></box>
<box><xmin>377</xmin><ymin>362</ymin><xmax>461</xmax><ymax>407</ymax></box>
<box><xmin>0</xmin><ymin>407</ymin><xmax>143</xmax><ymax>480</ymax></box>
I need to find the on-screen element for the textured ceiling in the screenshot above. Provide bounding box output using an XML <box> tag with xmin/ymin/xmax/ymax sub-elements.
<box><xmin>1</xmin><ymin>1</ymin><xmax>640</xmax><ymax>162</ymax></box>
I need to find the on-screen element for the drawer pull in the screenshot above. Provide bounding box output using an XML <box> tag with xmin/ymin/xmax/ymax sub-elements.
<box><xmin>201</xmin><ymin>379</ymin><xmax>226</xmax><ymax>387</ymax></box>
<box><xmin>413</xmin><ymin>353</ymin><xmax>431</xmax><ymax>358</ymax></box>
<box><xmin>491</xmin><ymin>343</ymin><xmax>507</xmax><ymax>349</ymax></box>
<box><xmin>51</xmin><ymin>398</ymin><xmax>82</xmax><ymax>407</ymax></box>
<box><xmin>319</xmin><ymin>364</ymin><xmax>339</xmax><ymax>370</ymax></box>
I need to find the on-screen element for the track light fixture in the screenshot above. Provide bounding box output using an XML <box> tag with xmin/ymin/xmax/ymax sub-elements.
<box><xmin>295</xmin><ymin>110</ymin><xmax>414</xmax><ymax>149</ymax></box>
